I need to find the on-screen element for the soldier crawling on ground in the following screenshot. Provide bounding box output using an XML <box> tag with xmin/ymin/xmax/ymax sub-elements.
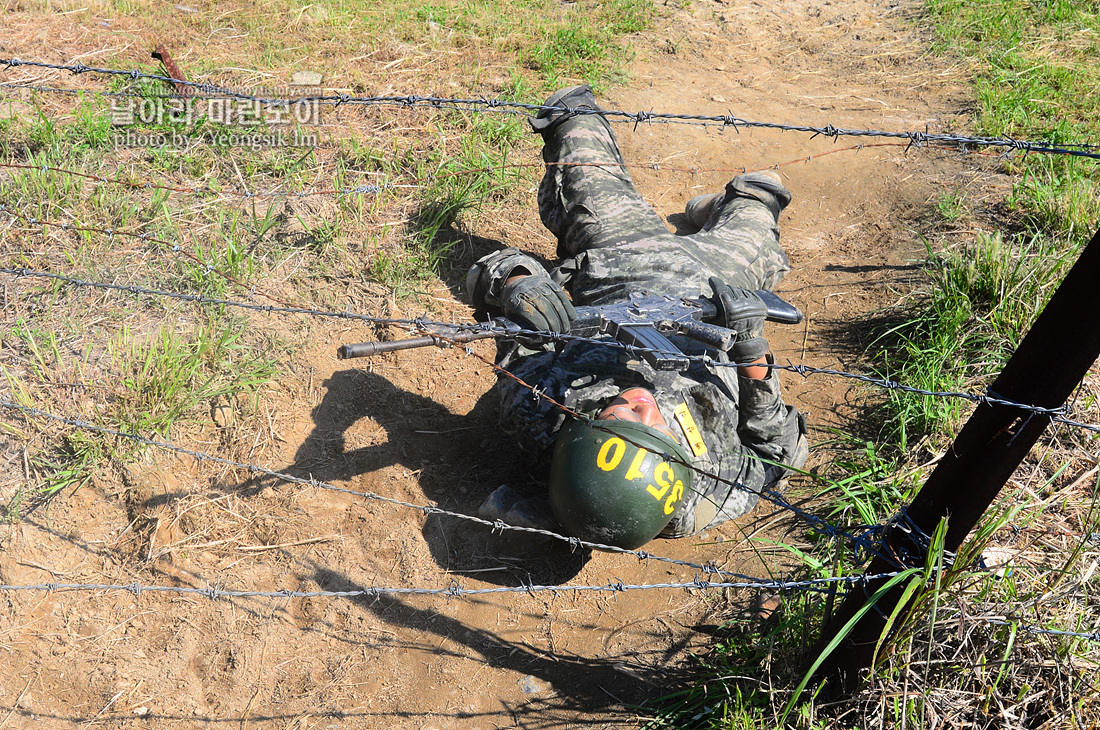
<box><xmin>467</xmin><ymin>85</ymin><xmax>809</xmax><ymax>550</ymax></box>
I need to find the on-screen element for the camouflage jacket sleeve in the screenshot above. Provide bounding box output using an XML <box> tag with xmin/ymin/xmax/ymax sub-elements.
<box><xmin>492</xmin><ymin>339</ymin><xmax>636</xmax><ymax>462</ymax></box>
<box><xmin>663</xmin><ymin>365</ymin><xmax>803</xmax><ymax>534</ymax></box>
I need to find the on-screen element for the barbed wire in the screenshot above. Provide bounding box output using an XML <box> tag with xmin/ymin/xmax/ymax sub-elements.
<box><xmin>0</xmin><ymin>397</ymin><xmax>880</xmax><ymax>580</ymax></box>
<box><xmin>3</xmin><ymin>58</ymin><xmax>1098</xmax><ymax>159</ymax></box>
<box><xmin>1</xmin><ymin>262</ymin><xmax>1074</xmax><ymax>556</ymax></box>
<box><xmin>0</xmin><ymin>579</ymin><xmax>1097</xmax><ymax>647</ymax></box>
<box><xmin>3</xmin><ymin>264</ymin><xmax>1097</xmax><ymax>437</ymax></box>
<box><xmin>0</xmin><ymin>265</ymin><xmax>444</xmax><ymax>329</ymax></box>
<box><xmin>0</xmin><ymin>141</ymin><xmax>1005</xmax><ymax>205</ymax></box>
<box><xmin>0</xmin><ymin>204</ymin><xmax>308</xmax><ymax>309</ymax></box>
<box><xmin>6</xmin><ymin>259</ymin><xmax>1095</xmax><ymax>567</ymax></box>
<box><xmin>0</xmin><ymin>572</ymin><xmax>1098</xmax><ymax>647</ymax></box>
<box><xmin>3</xmin><ymin>66</ymin><xmax>1097</xmax><ymax>603</ymax></box>
<box><xmin>984</xmin><ymin>618</ymin><xmax>1100</xmax><ymax>644</ymax></box>
<box><xmin>0</xmin><ymin>574</ymin><xmax>897</xmax><ymax>600</ymax></box>
<box><xmin>0</xmin><ymin>385</ymin><xmax>1094</xmax><ymax>633</ymax></box>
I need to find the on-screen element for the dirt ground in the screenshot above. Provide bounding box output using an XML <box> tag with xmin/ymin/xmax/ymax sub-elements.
<box><xmin>0</xmin><ymin>0</ymin><xmax>1001</xmax><ymax>727</ymax></box>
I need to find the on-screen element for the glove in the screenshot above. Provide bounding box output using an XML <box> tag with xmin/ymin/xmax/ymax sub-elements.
<box><xmin>500</xmin><ymin>275</ymin><xmax>576</xmax><ymax>333</ymax></box>
<box><xmin>708</xmin><ymin>276</ymin><xmax>769</xmax><ymax>364</ymax></box>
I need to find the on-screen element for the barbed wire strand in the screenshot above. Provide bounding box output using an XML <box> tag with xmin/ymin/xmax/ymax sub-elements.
<box><xmin>5</xmin><ymin>395</ymin><xmax>1098</xmax><ymax>646</ymax></box>
<box><xmin>0</xmin><ymin>577</ymin><xmax>1096</xmax><ymax>646</ymax></box>
<box><xmin>2</xmin><ymin>78</ymin><xmax>1095</xmax><ymax>599</ymax></box>
<box><xmin>0</xmin><ymin>575</ymin><xmax>888</xmax><ymax>600</ymax></box>
<box><xmin>0</xmin><ymin>142</ymin><xmax>1006</xmax><ymax>204</ymax></box>
<box><xmin>0</xmin><ymin>397</ymin><xmax>870</xmax><ymax>581</ymax></box>
<box><xmin>0</xmin><ymin>264</ymin><xmax>440</xmax><ymax>328</ymax></box>
<box><xmin>2</xmin><ymin>59</ymin><xmax>1098</xmax><ymax>159</ymax></box>
<box><xmin>984</xmin><ymin>618</ymin><xmax>1100</xmax><ymax>644</ymax></box>
<box><xmin>0</xmin><ymin>263</ymin><xmax>945</xmax><ymax>562</ymax></box>
<box><xmin>0</xmin><ymin>204</ymin><xmax>304</xmax><ymax>310</ymax></box>
<box><xmin>3</xmin><ymin>264</ymin><xmax>1097</xmax><ymax>436</ymax></box>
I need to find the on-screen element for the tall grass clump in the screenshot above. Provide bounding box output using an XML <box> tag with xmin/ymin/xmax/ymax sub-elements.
<box><xmin>870</xmin><ymin>231</ymin><xmax>1072</xmax><ymax>451</ymax></box>
<box><xmin>110</xmin><ymin>322</ymin><xmax>276</xmax><ymax>438</ymax></box>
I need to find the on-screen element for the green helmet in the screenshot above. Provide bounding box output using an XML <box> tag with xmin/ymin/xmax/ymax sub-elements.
<box><xmin>548</xmin><ymin>419</ymin><xmax>695</xmax><ymax>550</ymax></box>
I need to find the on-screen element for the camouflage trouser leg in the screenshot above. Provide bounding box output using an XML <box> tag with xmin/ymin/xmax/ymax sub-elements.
<box><xmin>684</xmin><ymin>173</ymin><xmax>792</xmax><ymax>291</ymax></box>
<box><xmin>539</xmin><ymin>115</ymin><xmax>792</xmax><ymax>292</ymax></box>
<box><xmin>537</xmin><ymin>115</ymin><xmax>670</xmax><ymax>259</ymax></box>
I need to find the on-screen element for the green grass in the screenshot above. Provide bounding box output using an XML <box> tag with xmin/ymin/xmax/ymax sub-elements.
<box><xmin>854</xmin><ymin>0</ymin><xmax>1100</xmax><ymax>451</ymax></box>
<box><xmin>368</xmin><ymin>0</ymin><xmax>655</xmax><ymax>90</ymax></box>
<box><xmin>2</xmin><ymin>314</ymin><xmax>276</xmax><ymax>513</ymax></box>
<box><xmin>814</xmin><ymin>0</ymin><xmax>1100</xmax><ymax>721</ymax></box>
<box><xmin>31</xmin><ymin>431</ymin><xmax>103</xmax><ymax>497</ymax></box>
<box><xmin>649</xmin><ymin>459</ymin><xmax>1097</xmax><ymax>728</ymax></box>
<box><xmin>109</xmin><ymin>321</ymin><xmax>276</xmax><ymax>438</ymax></box>
<box><xmin>817</xmin><ymin>436</ymin><xmax>921</xmax><ymax>526</ymax></box>
<box><xmin>647</xmin><ymin>3</ymin><xmax>1100</xmax><ymax>726</ymax></box>
<box><xmin>869</xmin><ymin>230</ymin><xmax>1071</xmax><ymax>451</ymax></box>
<box><xmin>927</xmin><ymin>0</ymin><xmax>1100</xmax><ymax>241</ymax></box>
<box><xmin>91</xmin><ymin>0</ymin><xmax>653</xmax><ymax>94</ymax></box>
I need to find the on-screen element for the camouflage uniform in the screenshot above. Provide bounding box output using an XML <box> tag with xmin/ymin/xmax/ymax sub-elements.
<box><xmin>495</xmin><ymin>110</ymin><xmax>804</xmax><ymax>536</ymax></box>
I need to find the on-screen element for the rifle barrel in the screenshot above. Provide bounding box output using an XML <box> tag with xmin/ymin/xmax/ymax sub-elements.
<box><xmin>337</xmin><ymin>329</ymin><xmax>500</xmax><ymax>359</ymax></box>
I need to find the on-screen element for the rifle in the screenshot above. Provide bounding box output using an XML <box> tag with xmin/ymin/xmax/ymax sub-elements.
<box><xmin>337</xmin><ymin>290</ymin><xmax>803</xmax><ymax>371</ymax></box>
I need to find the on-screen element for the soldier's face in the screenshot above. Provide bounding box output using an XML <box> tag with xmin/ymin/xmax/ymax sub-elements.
<box><xmin>597</xmin><ymin>387</ymin><xmax>679</xmax><ymax>442</ymax></box>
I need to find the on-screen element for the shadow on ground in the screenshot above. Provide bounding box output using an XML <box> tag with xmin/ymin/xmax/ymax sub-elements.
<box><xmin>279</xmin><ymin>368</ymin><xmax>589</xmax><ymax>584</ymax></box>
<box><xmin>311</xmin><ymin>564</ymin><xmax>697</xmax><ymax>726</ymax></box>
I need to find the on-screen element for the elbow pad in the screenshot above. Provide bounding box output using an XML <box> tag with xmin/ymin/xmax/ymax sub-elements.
<box><xmin>466</xmin><ymin>248</ymin><xmax>547</xmax><ymax>309</ymax></box>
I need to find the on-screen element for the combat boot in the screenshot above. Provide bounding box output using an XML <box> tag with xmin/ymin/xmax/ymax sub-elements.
<box><xmin>529</xmin><ymin>85</ymin><xmax>601</xmax><ymax>135</ymax></box>
<box><xmin>685</xmin><ymin>192</ymin><xmax>722</xmax><ymax>228</ymax></box>
<box><xmin>686</xmin><ymin>170</ymin><xmax>786</xmax><ymax>228</ymax></box>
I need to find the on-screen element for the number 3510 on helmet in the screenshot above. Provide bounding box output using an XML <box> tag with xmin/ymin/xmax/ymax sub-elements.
<box><xmin>548</xmin><ymin>419</ymin><xmax>695</xmax><ymax>550</ymax></box>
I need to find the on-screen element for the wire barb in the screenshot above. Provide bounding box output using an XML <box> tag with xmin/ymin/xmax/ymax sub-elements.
<box><xmin>2</xmin><ymin>58</ymin><xmax>1097</xmax><ymax>158</ymax></box>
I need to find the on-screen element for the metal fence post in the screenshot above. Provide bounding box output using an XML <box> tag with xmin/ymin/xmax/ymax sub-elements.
<box><xmin>811</xmin><ymin>225</ymin><xmax>1100</xmax><ymax>694</ymax></box>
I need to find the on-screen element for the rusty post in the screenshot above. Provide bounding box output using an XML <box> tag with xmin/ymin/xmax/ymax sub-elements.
<box><xmin>151</xmin><ymin>45</ymin><xmax>193</xmax><ymax>96</ymax></box>
<box><xmin>811</xmin><ymin>224</ymin><xmax>1100</xmax><ymax>694</ymax></box>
